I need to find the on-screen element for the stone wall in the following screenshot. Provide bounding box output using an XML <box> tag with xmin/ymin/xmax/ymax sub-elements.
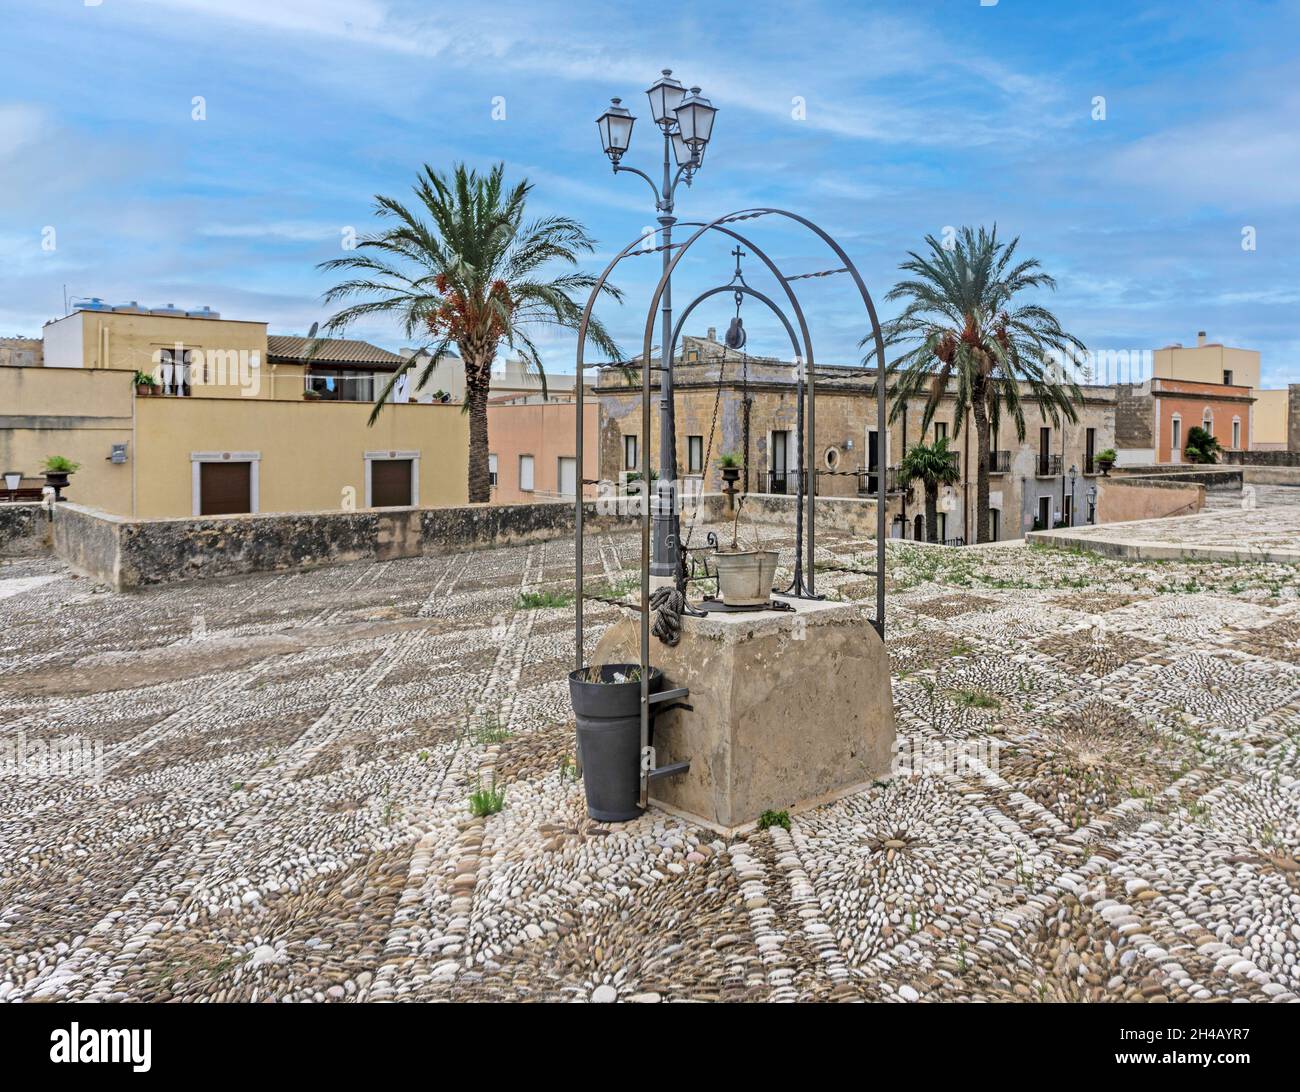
<box><xmin>53</xmin><ymin>499</ymin><xmax>652</xmax><ymax>591</ymax></box>
<box><xmin>1111</xmin><ymin>465</ymin><xmax>1242</xmax><ymax>489</ymax></box>
<box><xmin>0</xmin><ymin>503</ymin><xmax>49</xmax><ymax>556</ymax></box>
<box><xmin>726</xmin><ymin>492</ymin><xmax>881</xmax><ymax>538</ymax></box>
<box><xmin>1223</xmin><ymin>450</ymin><xmax>1300</xmax><ymax>467</ymax></box>
<box><xmin>1114</xmin><ymin>383</ymin><xmax>1153</xmax><ymax>448</ymax></box>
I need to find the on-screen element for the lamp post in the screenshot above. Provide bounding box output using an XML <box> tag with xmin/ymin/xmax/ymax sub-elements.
<box><xmin>1067</xmin><ymin>463</ymin><xmax>1078</xmax><ymax>526</ymax></box>
<box><xmin>597</xmin><ymin>71</ymin><xmax>717</xmax><ymax>584</ymax></box>
<box><xmin>3</xmin><ymin>471</ymin><xmax>20</xmax><ymax>502</ymax></box>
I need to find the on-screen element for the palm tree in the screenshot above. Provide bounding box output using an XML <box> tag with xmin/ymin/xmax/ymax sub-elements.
<box><xmin>864</xmin><ymin>226</ymin><xmax>1085</xmax><ymax>543</ymax></box>
<box><xmin>319</xmin><ymin>163</ymin><xmax>622</xmax><ymax>503</ymax></box>
<box><xmin>1183</xmin><ymin>425</ymin><xmax>1221</xmax><ymax>464</ymax></box>
<box><xmin>897</xmin><ymin>437</ymin><xmax>961</xmax><ymax>543</ymax></box>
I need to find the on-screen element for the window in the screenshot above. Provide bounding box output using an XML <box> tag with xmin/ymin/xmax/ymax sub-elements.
<box><xmin>1232</xmin><ymin>418</ymin><xmax>1241</xmax><ymax>449</ymax></box>
<box><xmin>623</xmin><ymin>434</ymin><xmax>638</xmax><ymax>471</ymax></box>
<box><xmin>824</xmin><ymin>446</ymin><xmax>840</xmax><ymax>471</ymax></box>
<box><xmin>1085</xmin><ymin>428</ymin><xmax>1096</xmax><ymax>473</ymax></box>
<box><xmin>488</xmin><ymin>453</ymin><xmax>498</xmax><ymax>487</ymax></box>
<box><xmin>989</xmin><ymin>508</ymin><xmax>1001</xmax><ymax>541</ymax></box>
<box><xmin>687</xmin><ymin>435</ymin><xmax>703</xmax><ymax>474</ymax></box>
<box><xmin>936</xmin><ymin>513</ymin><xmax>947</xmax><ymax>542</ymax></box>
<box><xmin>557</xmin><ymin>457</ymin><xmax>576</xmax><ymax>497</ymax></box>
<box><xmin>935</xmin><ymin>422</ymin><xmax>948</xmax><ymax>443</ymax></box>
<box><xmin>1223</xmin><ymin>370</ymin><xmax>1233</xmax><ymax>386</ymax></box>
<box><xmin>519</xmin><ymin>454</ymin><xmax>535</xmax><ymax>492</ymax></box>
<box><xmin>157</xmin><ymin>347</ymin><xmax>195</xmax><ymax>396</ymax></box>
<box><xmin>1170</xmin><ymin>415</ymin><xmax>1182</xmax><ymax>461</ymax></box>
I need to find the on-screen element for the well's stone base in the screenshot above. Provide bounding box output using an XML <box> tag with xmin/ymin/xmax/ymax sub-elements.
<box><xmin>592</xmin><ymin>597</ymin><xmax>895</xmax><ymax>830</ymax></box>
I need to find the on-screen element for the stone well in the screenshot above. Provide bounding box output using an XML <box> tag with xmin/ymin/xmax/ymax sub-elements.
<box><xmin>592</xmin><ymin>598</ymin><xmax>895</xmax><ymax>831</ymax></box>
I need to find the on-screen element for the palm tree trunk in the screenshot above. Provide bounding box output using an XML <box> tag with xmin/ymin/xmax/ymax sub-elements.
<box><xmin>925</xmin><ymin>483</ymin><xmax>938</xmax><ymax>544</ymax></box>
<box><xmin>971</xmin><ymin>389</ymin><xmax>991</xmax><ymax>544</ymax></box>
<box><xmin>465</xmin><ymin>354</ymin><xmax>492</xmax><ymax>504</ymax></box>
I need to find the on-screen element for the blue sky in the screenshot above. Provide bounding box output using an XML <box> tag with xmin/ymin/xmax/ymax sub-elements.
<box><xmin>2</xmin><ymin>0</ymin><xmax>1298</xmax><ymax>384</ymax></box>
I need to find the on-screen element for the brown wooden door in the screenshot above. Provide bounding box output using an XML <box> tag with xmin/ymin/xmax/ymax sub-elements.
<box><xmin>199</xmin><ymin>461</ymin><xmax>251</xmax><ymax>515</ymax></box>
<box><xmin>371</xmin><ymin>459</ymin><xmax>412</xmax><ymax>507</ymax></box>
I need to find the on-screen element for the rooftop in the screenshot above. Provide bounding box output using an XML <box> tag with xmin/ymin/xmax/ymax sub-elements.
<box><xmin>267</xmin><ymin>335</ymin><xmax>406</xmax><ymax>370</ymax></box>
<box><xmin>2</xmin><ymin>501</ymin><xmax>1298</xmax><ymax>1002</ymax></box>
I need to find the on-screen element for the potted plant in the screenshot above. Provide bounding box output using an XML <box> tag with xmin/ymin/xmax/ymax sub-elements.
<box><xmin>567</xmin><ymin>664</ymin><xmax>663</xmax><ymax>822</ymax></box>
<box><xmin>302</xmin><ymin>388</ymin><xmax>322</xmax><ymax>401</ymax></box>
<box><xmin>712</xmin><ymin>496</ymin><xmax>778</xmax><ymax>606</ymax></box>
<box><xmin>1096</xmin><ymin>448</ymin><xmax>1117</xmax><ymax>475</ymax></box>
<box><xmin>133</xmin><ymin>370</ymin><xmax>158</xmax><ymax>395</ymax></box>
<box><xmin>42</xmin><ymin>455</ymin><xmax>80</xmax><ymax>500</ymax></box>
<box><xmin>717</xmin><ymin>452</ymin><xmax>742</xmax><ymax>485</ymax></box>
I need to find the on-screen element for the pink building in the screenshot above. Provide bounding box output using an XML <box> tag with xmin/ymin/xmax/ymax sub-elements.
<box><xmin>486</xmin><ymin>399</ymin><xmax>597</xmax><ymax>504</ymax></box>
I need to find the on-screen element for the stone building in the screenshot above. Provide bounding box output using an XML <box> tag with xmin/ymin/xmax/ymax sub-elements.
<box><xmin>596</xmin><ymin>330</ymin><xmax>1117</xmax><ymax>542</ymax></box>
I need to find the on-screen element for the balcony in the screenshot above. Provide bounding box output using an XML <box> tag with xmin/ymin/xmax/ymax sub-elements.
<box><xmin>1035</xmin><ymin>453</ymin><xmax>1063</xmax><ymax>477</ymax></box>
<box><xmin>856</xmin><ymin>466</ymin><xmax>903</xmax><ymax>496</ymax></box>
<box><xmin>304</xmin><ymin>373</ymin><xmax>393</xmax><ymax>402</ymax></box>
<box><xmin>987</xmin><ymin>450</ymin><xmax>1010</xmax><ymax>474</ymax></box>
<box><xmin>767</xmin><ymin>469</ymin><xmax>807</xmax><ymax>494</ymax></box>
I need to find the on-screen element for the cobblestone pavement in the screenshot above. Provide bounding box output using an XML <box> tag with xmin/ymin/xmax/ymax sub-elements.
<box><xmin>2</xmin><ymin>528</ymin><xmax>1298</xmax><ymax>1003</ymax></box>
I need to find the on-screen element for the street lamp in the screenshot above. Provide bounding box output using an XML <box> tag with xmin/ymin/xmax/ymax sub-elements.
<box><xmin>596</xmin><ymin>69</ymin><xmax>718</xmax><ymax>584</ymax></box>
<box><xmin>1067</xmin><ymin>463</ymin><xmax>1078</xmax><ymax>526</ymax></box>
<box><xmin>3</xmin><ymin>471</ymin><xmax>21</xmax><ymax>500</ymax></box>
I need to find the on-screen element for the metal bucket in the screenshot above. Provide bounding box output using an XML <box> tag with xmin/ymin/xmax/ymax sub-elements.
<box><xmin>713</xmin><ymin>549</ymin><xmax>779</xmax><ymax>606</ymax></box>
<box><xmin>568</xmin><ymin>664</ymin><xmax>663</xmax><ymax>822</ymax></box>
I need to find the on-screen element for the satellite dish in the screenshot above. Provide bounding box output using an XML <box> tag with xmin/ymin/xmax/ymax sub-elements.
<box><xmin>307</xmin><ymin>321</ymin><xmax>319</xmax><ymax>339</ymax></box>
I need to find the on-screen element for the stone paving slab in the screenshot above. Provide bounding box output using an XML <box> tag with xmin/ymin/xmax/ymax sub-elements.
<box><xmin>1027</xmin><ymin>505</ymin><xmax>1300</xmax><ymax>564</ymax></box>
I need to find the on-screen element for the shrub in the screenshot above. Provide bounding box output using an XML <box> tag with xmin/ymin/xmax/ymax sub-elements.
<box><xmin>42</xmin><ymin>455</ymin><xmax>80</xmax><ymax>474</ymax></box>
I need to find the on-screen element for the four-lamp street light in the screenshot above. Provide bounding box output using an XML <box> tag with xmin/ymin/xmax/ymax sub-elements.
<box><xmin>597</xmin><ymin>70</ymin><xmax>718</xmax><ymax>584</ymax></box>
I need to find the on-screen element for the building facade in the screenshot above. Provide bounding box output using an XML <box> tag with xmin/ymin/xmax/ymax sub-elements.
<box><xmin>3</xmin><ymin>303</ymin><xmax>470</xmax><ymax>518</ymax></box>
<box><xmin>596</xmin><ymin>332</ymin><xmax>1117</xmax><ymax>542</ymax></box>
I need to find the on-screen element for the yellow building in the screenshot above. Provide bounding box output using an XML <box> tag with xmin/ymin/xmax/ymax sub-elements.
<box><xmin>3</xmin><ymin>304</ymin><xmax>469</xmax><ymax>517</ymax></box>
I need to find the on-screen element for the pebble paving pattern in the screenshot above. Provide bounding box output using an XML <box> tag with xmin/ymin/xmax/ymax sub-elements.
<box><xmin>1</xmin><ymin>523</ymin><xmax>1298</xmax><ymax>1003</ymax></box>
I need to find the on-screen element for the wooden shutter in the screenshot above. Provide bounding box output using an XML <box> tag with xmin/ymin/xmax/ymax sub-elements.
<box><xmin>200</xmin><ymin>461</ymin><xmax>252</xmax><ymax>515</ymax></box>
<box><xmin>371</xmin><ymin>459</ymin><xmax>413</xmax><ymax>507</ymax></box>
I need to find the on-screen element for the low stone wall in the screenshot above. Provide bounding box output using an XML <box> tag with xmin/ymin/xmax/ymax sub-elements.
<box><xmin>52</xmin><ymin>499</ymin><xmax>649</xmax><ymax>591</ymax></box>
<box><xmin>1242</xmin><ymin>466</ymin><xmax>1300</xmax><ymax>487</ymax></box>
<box><xmin>724</xmin><ymin>492</ymin><xmax>880</xmax><ymax>538</ymax></box>
<box><xmin>1224</xmin><ymin>450</ymin><xmax>1300</xmax><ymax>467</ymax></box>
<box><xmin>0</xmin><ymin>503</ymin><xmax>49</xmax><ymax>556</ymax></box>
<box><xmin>1095</xmin><ymin>476</ymin><xmax>1204</xmax><ymax>526</ymax></box>
<box><xmin>1111</xmin><ymin>465</ymin><xmax>1242</xmax><ymax>489</ymax></box>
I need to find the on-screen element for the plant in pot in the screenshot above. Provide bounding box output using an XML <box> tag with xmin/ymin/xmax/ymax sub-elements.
<box><xmin>1183</xmin><ymin>427</ymin><xmax>1221</xmax><ymax>465</ymax></box>
<box><xmin>42</xmin><ymin>455</ymin><xmax>80</xmax><ymax>500</ymax></box>
<box><xmin>132</xmin><ymin>370</ymin><xmax>158</xmax><ymax>395</ymax></box>
<box><xmin>712</xmin><ymin>496</ymin><xmax>779</xmax><ymax>606</ymax></box>
<box><xmin>1096</xmin><ymin>448</ymin><xmax>1117</xmax><ymax>475</ymax></box>
<box><xmin>302</xmin><ymin>388</ymin><xmax>322</xmax><ymax>401</ymax></box>
<box><xmin>566</xmin><ymin>663</ymin><xmax>664</xmax><ymax>822</ymax></box>
<box><xmin>717</xmin><ymin>451</ymin><xmax>742</xmax><ymax>485</ymax></box>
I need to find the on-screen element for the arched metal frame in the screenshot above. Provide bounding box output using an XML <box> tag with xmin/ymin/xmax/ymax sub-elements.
<box><xmin>574</xmin><ymin>208</ymin><xmax>888</xmax><ymax>805</ymax></box>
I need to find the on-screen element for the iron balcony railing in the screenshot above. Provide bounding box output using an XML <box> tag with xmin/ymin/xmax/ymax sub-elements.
<box><xmin>988</xmin><ymin>450</ymin><xmax>1011</xmax><ymax>474</ymax></box>
<box><xmin>767</xmin><ymin>469</ymin><xmax>808</xmax><ymax>494</ymax></box>
<box><xmin>856</xmin><ymin>466</ymin><xmax>902</xmax><ymax>496</ymax></box>
<box><xmin>303</xmin><ymin>373</ymin><xmax>408</xmax><ymax>402</ymax></box>
<box><xmin>1036</xmin><ymin>453</ymin><xmax>1063</xmax><ymax>477</ymax></box>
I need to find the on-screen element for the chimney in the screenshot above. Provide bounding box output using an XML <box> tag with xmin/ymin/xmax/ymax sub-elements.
<box><xmin>706</xmin><ymin>326</ymin><xmax>717</xmax><ymax>342</ymax></box>
<box><xmin>1197</xmin><ymin>330</ymin><xmax>1207</xmax><ymax>347</ymax></box>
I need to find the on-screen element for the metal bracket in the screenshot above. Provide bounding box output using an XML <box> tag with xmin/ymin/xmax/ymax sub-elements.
<box><xmin>648</xmin><ymin>687</ymin><xmax>689</xmax><ymax>706</ymax></box>
<box><xmin>647</xmin><ymin>760</ymin><xmax>690</xmax><ymax>783</ymax></box>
